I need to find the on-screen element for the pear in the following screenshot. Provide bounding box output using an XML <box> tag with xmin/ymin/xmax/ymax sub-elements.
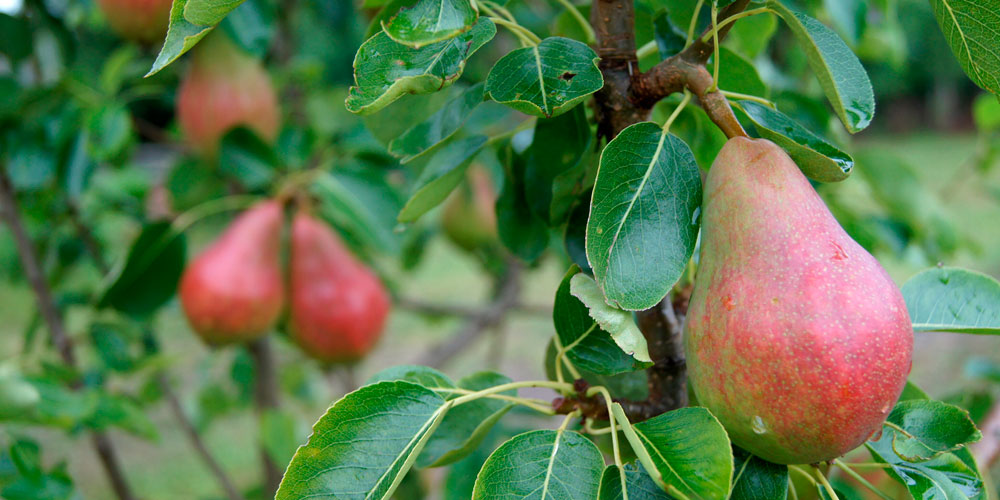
<box><xmin>97</xmin><ymin>0</ymin><xmax>172</xmax><ymax>44</ymax></box>
<box><xmin>179</xmin><ymin>201</ymin><xmax>285</xmax><ymax>345</ymax></box>
<box><xmin>683</xmin><ymin>137</ymin><xmax>913</xmax><ymax>465</ymax></box>
<box><xmin>176</xmin><ymin>33</ymin><xmax>280</xmax><ymax>157</ymax></box>
<box><xmin>442</xmin><ymin>166</ymin><xmax>499</xmax><ymax>252</ymax></box>
<box><xmin>288</xmin><ymin>212</ymin><xmax>391</xmax><ymax>363</ymax></box>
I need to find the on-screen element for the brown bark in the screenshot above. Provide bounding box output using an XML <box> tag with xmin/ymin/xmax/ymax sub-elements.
<box><xmin>248</xmin><ymin>337</ymin><xmax>284</xmax><ymax>497</ymax></box>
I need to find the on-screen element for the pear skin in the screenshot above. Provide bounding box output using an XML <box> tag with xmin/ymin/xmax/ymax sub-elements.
<box><xmin>683</xmin><ymin>137</ymin><xmax>913</xmax><ymax>465</ymax></box>
<box><xmin>288</xmin><ymin>213</ymin><xmax>391</xmax><ymax>364</ymax></box>
<box><xmin>180</xmin><ymin>201</ymin><xmax>285</xmax><ymax>345</ymax></box>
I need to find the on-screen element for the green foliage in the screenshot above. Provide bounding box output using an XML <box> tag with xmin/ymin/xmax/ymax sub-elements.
<box><xmin>902</xmin><ymin>267</ymin><xmax>1000</xmax><ymax>334</ymax></box>
<box><xmin>586</xmin><ymin>124</ymin><xmax>701</xmax><ymax>311</ymax></box>
<box><xmin>927</xmin><ymin>0</ymin><xmax>1000</xmax><ymax>95</ymax></box>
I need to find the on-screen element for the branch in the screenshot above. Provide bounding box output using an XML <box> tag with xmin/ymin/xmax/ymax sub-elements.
<box><xmin>416</xmin><ymin>260</ymin><xmax>522</xmax><ymax>369</ymax></box>
<box><xmin>247</xmin><ymin>337</ymin><xmax>283</xmax><ymax>497</ymax></box>
<box><xmin>590</xmin><ymin>0</ymin><xmax>649</xmax><ymax>139</ymax></box>
<box><xmin>0</xmin><ymin>167</ymin><xmax>137</xmax><ymax>500</ymax></box>
<box><xmin>67</xmin><ymin>203</ymin><xmax>109</xmax><ymax>275</ymax></box>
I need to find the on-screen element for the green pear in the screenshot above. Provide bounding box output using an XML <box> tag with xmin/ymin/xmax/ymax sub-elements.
<box><xmin>684</xmin><ymin>137</ymin><xmax>913</xmax><ymax>465</ymax></box>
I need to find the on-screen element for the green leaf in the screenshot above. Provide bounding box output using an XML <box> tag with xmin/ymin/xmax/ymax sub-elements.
<box><xmin>89</xmin><ymin>392</ymin><xmax>159</xmax><ymax>441</ymax></box>
<box><xmin>8</xmin><ymin>145</ymin><xmax>55</xmax><ymax>191</ymax></box>
<box><xmin>973</xmin><ymin>92</ymin><xmax>1000</xmax><ymax>130</ymax></box>
<box><xmin>86</xmin><ymin>103</ymin><xmax>133</xmax><ymax>161</ymax></box>
<box><xmin>382</xmin><ymin>0</ymin><xmax>478</xmax><ymax>48</ymax></box>
<box><xmin>99</xmin><ymin>222</ymin><xmax>186</xmax><ymax>318</ymax></box>
<box><xmin>346</xmin><ymin>18</ymin><xmax>496</xmax><ymax>115</ymax></box>
<box><xmin>484</xmin><ymin>37</ymin><xmax>603</xmax><ymax>118</ymax></box>
<box><xmin>569</xmin><ymin>273</ymin><xmax>651</xmax><ymax>363</ymax></box>
<box><xmin>260</xmin><ymin>408</ymin><xmax>299</xmax><ymax>468</ymax></box>
<box><xmin>730</xmin><ymin>448</ymin><xmax>788</xmax><ymax>500</ymax></box>
<box><xmin>472</xmin><ymin>429</ymin><xmax>604</xmax><ymax>499</ymax></box>
<box><xmin>0</xmin><ymin>370</ymin><xmax>40</xmax><ymax>419</ymax></box>
<box><xmin>496</xmin><ymin>146</ymin><xmax>550</xmax><ymax>261</ymax></box>
<box><xmin>612</xmin><ymin>404</ymin><xmax>733</xmax><ymax>500</ymax></box>
<box><xmin>147</xmin><ymin>0</ymin><xmax>215</xmax><ymax>77</ymax></box>
<box><xmin>866</xmin><ymin>428</ymin><xmax>984</xmax><ymax>500</ymax></box>
<box><xmin>887</xmin><ymin>400</ymin><xmax>982</xmax><ymax>461</ymax></box>
<box><xmin>823</xmin><ymin>0</ymin><xmax>867</xmax><ymax>44</ymax></box>
<box><xmin>586</xmin><ymin>123</ymin><xmax>702</xmax><ymax>311</ymax></box>
<box><xmin>927</xmin><ymin>0</ymin><xmax>1000</xmax><ymax>95</ymax></box>
<box><xmin>366</xmin><ymin>365</ymin><xmax>454</xmax><ymax>388</ymax></box>
<box><xmin>737</xmin><ymin>101</ymin><xmax>853</xmax><ymax>182</ymax></box>
<box><xmin>555</xmin><ymin>266</ymin><xmax>652</xmax><ymax>374</ymax></box>
<box><xmin>388</xmin><ymin>83</ymin><xmax>485</xmax><ymax>163</ymax></box>
<box><xmin>397</xmin><ymin>135</ymin><xmax>488</xmax><ymax>223</ymax></box>
<box><xmin>218</xmin><ymin>127</ymin><xmax>278</xmax><ymax>191</ymax></box>
<box><xmin>311</xmin><ymin>171</ymin><xmax>402</xmax><ymax>254</ymax></box>
<box><xmin>183</xmin><ymin>0</ymin><xmax>246</xmax><ymax>26</ymax></box>
<box><xmin>727</xmin><ymin>11</ymin><xmax>777</xmax><ymax>59</ymax></box>
<box><xmin>420</xmin><ymin>372</ymin><xmax>514</xmax><ymax>467</ymax></box>
<box><xmin>276</xmin><ymin>381</ymin><xmax>450</xmax><ymax>500</ymax></box>
<box><xmin>544</xmin><ymin>339</ymin><xmax>650</xmax><ymax>401</ymax></box>
<box><xmin>219</xmin><ymin>0</ymin><xmax>275</xmax><ymax>58</ymax></box>
<box><xmin>901</xmin><ymin>267</ymin><xmax>1000</xmax><ymax>334</ymax></box>
<box><xmin>525</xmin><ymin>105</ymin><xmax>593</xmax><ymax>224</ymax></box>
<box><xmin>653</xmin><ymin>11</ymin><xmax>686</xmax><ymax>60</ymax></box>
<box><xmin>712</xmin><ymin>48</ymin><xmax>766</xmax><ymax>97</ymax></box>
<box><xmin>599</xmin><ymin>463</ymin><xmax>671</xmax><ymax>499</ymax></box>
<box><xmin>767</xmin><ymin>1</ymin><xmax>875</xmax><ymax>133</ymax></box>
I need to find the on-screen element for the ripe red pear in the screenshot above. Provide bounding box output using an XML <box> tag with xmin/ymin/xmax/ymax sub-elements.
<box><xmin>442</xmin><ymin>167</ymin><xmax>498</xmax><ymax>251</ymax></box>
<box><xmin>176</xmin><ymin>34</ymin><xmax>279</xmax><ymax>157</ymax></box>
<box><xmin>179</xmin><ymin>201</ymin><xmax>285</xmax><ymax>345</ymax></box>
<box><xmin>683</xmin><ymin>137</ymin><xmax>913</xmax><ymax>465</ymax></box>
<box><xmin>97</xmin><ymin>0</ymin><xmax>172</xmax><ymax>44</ymax></box>
<box><xmin>288</xmin><ymin>212</ymin><xmax>391</xmax><ymax>363</ymax></box>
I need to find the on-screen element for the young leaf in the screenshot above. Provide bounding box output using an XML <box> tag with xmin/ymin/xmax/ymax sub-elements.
<box><xmin>599</xmin><ymin>463</ymin><xmax>671</xmax><ymax>499</ymax></box>
<box><xmin>388</xmin><ymin>83</ymin><xmax>485</xmax><ymax>163</ymax></box>
<box><xmin>569</xmin><ymin>273</ymin><xmax>651</xmax><ymax>363</ymax></box>
<box><xmin>397</xmin><ymin>135</ymin><xmax>488</xmax><ymax>223</ymax></box>
<box><xmin>866</xmin><ymin>429</ymin><xmax>984</xmax><ymax>500</ymax></box>
<box><xmin>730</xmin><ymin>448</ymin><xmax>788</xmax><ymax>500</ymax></box>
<box><xmin>525</xmin><ymin>105</ymin><xmax>593</xmax><ymax>224</ymax></box>
<box><xmin>276</xmin><ymin>381</ymin><xmax>450</xmax><ymax>500</ymax></box>
<box><xmin>382</xmin><ymin>0</ymin><xmax>477</xmax><ymax>48</ymax></box>
<box><xmin>737</xmin><ymin>101</ymin><xmax>853</xmax><ymax>182</ymax></box>
<box><xmin>147</xmin><ymin>0</ymin><xmax>215</xmax><ymax>77</ymax></box>
<box><xmin>612</xmin><ymin>404</ymin><xmax>734</xmax><ymax>500</ymax></box>
<box><xmin>927</xmin><ymin>0</ymin><xmax>1000</xmax><ymax>95</ymax></box>
<box><xmin>586</xmin><ymin>123</ymin><xmax>702</xmax><ymax>311</ymax></box>
<box><xmin>767</xmin><ymin>1</ymin><xmax>875</xmax><ymax>133</ymax></box>
<box><xmin>472</xmin><ymin>429</ymin><xmax>604</xmax><ymax>499</ymax></box>
<box><xmin>555</xmin><ymin>266</ymin><xmax>652</xmax><ymax>375</ymax></box>
<box><xmin>887</xmin><ymin>400</ymin><xmax>982</xmax><ymax>461</ymax></box>
<box><xmin>485</xmin><ymin>37</ymin><xmax>603</xmax><ymax>118</ymax></box>
<box><xmin>419</xmin><ymin>372</ymin><xmax>515</xmax><ymax>467</ymax></box>
<box><xmin>98</xmin><ymin>222</ymin><xmax>186</xmax><ymax>318</ymax></box>
<box><xmin>901</xmin><ymin>266</ymin><xmax>1000</xmax><ymax>334</ymax></box>
<box><xmin>346</xmin><ymin>18</ymin><xmax>496</xmax><ymax>115</ymax></box>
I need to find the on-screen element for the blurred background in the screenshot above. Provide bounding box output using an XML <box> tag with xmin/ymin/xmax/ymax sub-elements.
<box><xmin>1</xmin><ymin>0</ymin><xmax>998</xmax><ymax>497</ymax></box>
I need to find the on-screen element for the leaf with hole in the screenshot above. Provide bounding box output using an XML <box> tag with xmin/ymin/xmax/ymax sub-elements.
<box><xmin>485</xmin><ymin>37</ymin><xmax>603</xmax><ymax>118</ymax></box>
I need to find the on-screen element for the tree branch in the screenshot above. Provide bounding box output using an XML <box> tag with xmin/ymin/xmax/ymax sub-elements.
<box><xmin>247</xmin><ymin>337</ymin><xmax>283</xmax><ymax>497</ymax></box>
<box><xmin>416</xmin><ymin>260</ymin><xmax>522</xmax><ymax>369</ymax></box>
<box><xmin>590</xmin><ymin>0</ymin><xmax>649</xmax><ymax>139</ymax></box>
<box><xmin>0</xmin><ymin>167</ymin><xmax>137</xmax><ymax>500</ymax></box>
